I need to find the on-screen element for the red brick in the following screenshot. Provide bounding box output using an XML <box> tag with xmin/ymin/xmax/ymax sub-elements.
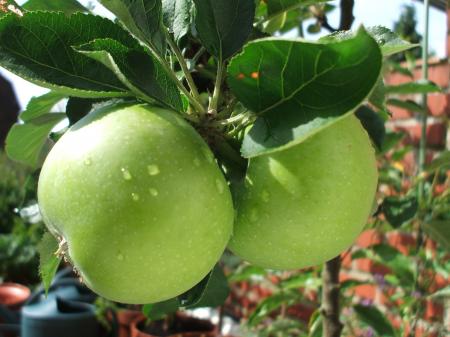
<box><xmin>385</xmin><ymin>60</ymin><xmax>449</xmax><ymax>89</ymax></box>
<box><xmin>287</xmin><ymin>303</ymin><xmax>315</xmax><ymax>322</ymax></box>
<box><xmin>398</xmin><ymin>151</ymin><xmax>416</xmax><ymax>176</ymax></box>
<box><xmin>356</xmin><ymin>258</ymin><xmax>391</xmax><ymax>275</ymax></box>
<box><xmin>386</xmin><ymin>313</ymin><xmax>402</xmax><ymax>329</ymax></box>
<box><xmin>385</xmin><ymin>71</ymin><xmax>414</xmax><ymax>86</ymax></box>
<box><xmin>353</xmin><ymin>284</ymin><xmax>377</xmax><ymax>300</ymax></box>
<box><xmin>425</xmin><ymin>238</ymin><xmax>437</xmax><ymax>252</ymax></box>
<box><xmin>394</xmin><ymin>121</ymin><xmax>447</xmax><ymax>148</ymax></box>
<box><xmin>390</xmin><ymin>105</ymin><xmax>414</xmax><ymax>120</ymax></box>
<box><xmin>428</xmin><ymin>93</ymin><xmax>450</xmax><ymax>117</ymax></box>
<box><xmin>339</xmin><ymin>272</ymin><xmax>353</xmax><ymax>283</ymax></box>
<box><xmin>386</xmin><ymin>232</ymin><xmax>416</xmax><ymax>255</ymax></box>
<box><xmin>356</xmin><ymin>229</ymin><xmax>383</xmax><ymax>248</ymax></box>
<box><xmin>428</xmin><ymin>273</ymin><xmax>449</xmax><ymax>293</ymax></box>
<box><xmin>423</xmin><ymin>300</ymin><xmax>444</xmax><ymax>321</ymax></box>
<box><xmin>426</xmin><ymin>62</ymin><xmax>449</xmax><ymax>88</ymax></box>
<box><xmin>341</xmin><ymin>251</ymin><xmax>353</xmax><ymax>269</ymax></box>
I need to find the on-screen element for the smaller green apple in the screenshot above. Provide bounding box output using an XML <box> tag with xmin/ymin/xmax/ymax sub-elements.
<box><xmin>229</xmin><ymin>114</ymin><xmax>378</xmax><ymax>270</ymax></box>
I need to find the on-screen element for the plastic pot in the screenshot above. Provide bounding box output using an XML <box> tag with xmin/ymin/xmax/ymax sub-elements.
<box><xmin>131</xmin><ymin>313</ymin><xmax>217</xmax><ymax>337</ymax></box>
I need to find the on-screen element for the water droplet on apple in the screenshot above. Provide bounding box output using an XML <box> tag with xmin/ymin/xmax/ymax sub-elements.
<box><xmin>215</xmin><ymin>179</ymin><xmax>224</xmax><ymax>194</ymax></box>
<box><xmin>121</xmin><ymin>168</ymin><xmax>132</xmax><ymax>180</ymax></box>
<box><xmin>147</xmin><ymin>164</ymin><xmax>160</xmax><ymax>176</ymax></box>
<box><xmin>117</xmin><ymin>253</ymin><xmax>124</xmax><ymax>261</ymax></box>
<box><xmin>84</xmin><ymin>158</ymin><xmax>92</xmax><ymax>166</ymax></box>
<box><xmin>149</xmin><ymin>188</ymin><xmax>158</xmax><ymax>197</ymax></box>
<box><xmin>261</xmin><ymin>190</ymin><xmax>270</xmax><ymax>202</ymax></box>
<box><xmin>131</xmin><ymin>193</ymin><xmax>140</xmax><ymax>201</ymax></box>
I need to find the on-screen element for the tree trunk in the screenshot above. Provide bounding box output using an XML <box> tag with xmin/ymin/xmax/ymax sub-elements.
<box><xmin>321</xmin><ymin>256</ymin><xmax>343</xmax><ymax>337</ymax></box>
<box><xmin>339</xmin><ymin>0</ymin><xmax>355</xmax><ymax>30</ymax></box>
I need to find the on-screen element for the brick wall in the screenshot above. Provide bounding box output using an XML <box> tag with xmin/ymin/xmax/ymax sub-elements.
<box><xmin>385</xmin><ymin>58</ymin><xmax>449</xmax><ymax>152</ymax></box>
<box><xmin>342</xmin><ymin>56</ymin><xmax>450</xmax><ymax>336</ymax></box>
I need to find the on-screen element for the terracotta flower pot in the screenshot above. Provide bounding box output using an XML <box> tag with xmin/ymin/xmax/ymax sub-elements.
<box><xmin>131</xmin><ymin>313</ymin><xmax>217</xmax><ymax>337</ymax></box>
<box><xmin>0</xmin><ymin>283</ymin><xmax>30</xmax><ymax>310</ymax></box>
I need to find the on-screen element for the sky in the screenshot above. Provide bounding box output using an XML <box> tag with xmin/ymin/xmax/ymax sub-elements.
<box><xmin>0</xmin><ymin>0</ymin><xmax>447</xmax><ymax>111</ymax></box>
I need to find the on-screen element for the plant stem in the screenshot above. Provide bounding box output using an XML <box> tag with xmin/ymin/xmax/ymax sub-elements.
<box><xmin>165</xmin><ymin>30</ymin><xmax>204</xmax><ymax>112</ymax></box>
<box><xmin>192</xmin><ymin>46</ymin><xmax>206</xmax><ymax>65</ymax></box>
<box><xmin>418</xmin><ymin>0</ymin><xmax>430</xmax><ymax>204</ymax></box>
<box><xmin>209</xmin><ymin>59</ymin><xmax>225</xmax><ymax>113</ymax></box>
<box><xmin>321</xmin><ymin>256</ymin><xmax>343</xmax><ymax>337</ymax></box>
<box><xmin>227</xmin><ymin>116</ymin><xmax>256</xmax><ymax>137</ymax></box>
<box><xmin>217</xmin><ymin>112</ymin><xmax>248</xmax><ymax>126</ymax></box>
<box><xmin>217</xmin><ymin>97</ymin><xmax>237</xmax><ymax>119</ymax></box>
<box><xmin>151</xmin><ymin>48</ymin><xmax>205</xmax><ymax>114</ymax></box>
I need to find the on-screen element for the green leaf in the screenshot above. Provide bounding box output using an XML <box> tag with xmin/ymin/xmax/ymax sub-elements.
<box><xmin>308</xmin><ymin>310</ymin><xmax>322</xmax><ymax>337</ymax></box>
<box><xmin>228</xmin><ymin>26</ymin><xmax>382</xmax><ymax>158</ymax></box>
<box><xmin>99</xmin><ymin>0</ymin><xmax>166</xmax><ymax>55</ymax></box>
<box><xmin>386</xmin><ymin>98</ymin><xmax>426</xmax><ymax>114</ymax></box>
<box><xmin>354</xmin><ymin>304</ymin><xmax>396</xmax><ymax>337</ymax></box>
<box><xmin>179</xmin><ymin>264</ymin><xmax>230</xmax><ymax>309</ymax></box>
<box><xmin>280</xmin><ymin>272</ymin><xmax>317</xmax><ymax>290</ymax></box>
<box><xmin>20</xmin><ymin>92</ymin><xmax>66</xmax><ymax>122</ymax></box>
<box><xmin>142</xmin><ymin>264</ymin><xmax>230</xmax><ymax>319</ymax></box>
<box><xmin>0</xmin><ymin>11</ymin><xmax>138</xmax><ymax>98</ymax></box>
<box><xmin>341</xmin><ymin>279</ymin><xmax>372</xmax><ymax>291</ymax></box>
<box><xmin>266</xmin><ymin>0</ymin><xmax>330</xmax><ymax>19</ymax></box>
<box><xmin>143</xmin><ymin>298</ymin><xmax>179</xmax><ymax>320</ymax></box>
<box><xmin>23</xmin><ymin>0</ymin><xmax>88</xmax><ymax>14</ymax></box>
<box><xmin>382</xmin><ymin>195</ymin><xmax>418</xmax><ymax>228</ymax></box>
<box><xmin>423</xmin><ymin>220</ymin><xmax>450</xmax><ymax>251</ymax></box>
<box><xmin>193</xmin><ymin>0</ymin><xmax>255</xmax><ymax>60</ymax></box>
<box><xmin>248</xmin><ymin>292</ymin><xmax>299</xmax><ymax>326</ymax></box>
<box><xmin>424</xmin><ymin>151</ymin><xmax>450</xmax><ymax>172</ymax></box>
<box><xmin>228</xmin><ymin>264</ymin><xmax>267</xmax><ymax>282</ymax></box>
<box><xmin>372</xmin><ymin>244</ymin><xmax>415</xmax><ymax>284</ymax></box>
<box><xmin>142</xmin><ymin>265</ymin><xmax>229</xmax><ymax>320</ymax></box>
<box><xmin>320</xmin><ymin>26</ymin><xmax>417</xmax><ymax>57</ymax></box>
<box><xmin>389</xmin><ymin>62</ymin><xmax>413</xmax><ymax>78</ymax></box>
<box><xmin>368</xmin><ymin>77</ymin><xmax>386</xmax><ymax>111</ymax></box>
<box><xmin>75</xmin><ymin>38</ymin><xmax>182</xmax><ymax>111</ymax></box>
<box><xmin>263</xmin><ymin>11</ymin><xmax>287</xmax><ymax>34</ymax></box>
<box><xmin>162</xmin><ymin>0</ymin><xmax>193</xmax><ymax>43</ymax></box>
<box><xmin>38</xmin><ymin>232</ymin><xmax>62</xmax><ymax>295</ymax></box>
<box><xmin>187</xmin><ymin>265</ymin><xmax>229</xmax><ymax>308</ymax></box>
<box><xmin>351</xmin><ymin>249</ymin><xmax>369</xmax><ymax>260</ymax></box>
<box><xmin>66</xmin><ymin>97</ymin><xmax>99</xmax><ymax>125</ymax></box>
<box><xmin>7</xmin><ymin>91</ymin><xmax>66</xmax><ymax>167</ymax></box>
<box><xmin>385</xmin><ymin>80</ymin><xmax>442</xmax><ymax>94</ymax></box>
<box><xmin>6</xmin><ymin>113</ymin><xmax>66</xmax><ymax>168</ymax></box>
<box><xmin>379</xmin><ymin>131</ymin><xmax>405</xmax><ymax>155</ymax></box>
<box><xmin>355</xmin><ymin>106</ymin><xmax>386</xmax><ymax>150</ymax></box>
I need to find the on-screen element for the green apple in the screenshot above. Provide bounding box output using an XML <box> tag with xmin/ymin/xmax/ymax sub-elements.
<box><xmin>229</xmin><ymin>114</ymin><xmax>378</xmax><ymax>270</ymax></box>
<box><xmin>38</xmin><ymin>103</ymin><xmax>234</xmax><ymax>304</ymax></box>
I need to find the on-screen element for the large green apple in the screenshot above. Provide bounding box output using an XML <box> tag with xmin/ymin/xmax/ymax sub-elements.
<box><xmin>229</xmin><ymin>114</ymin><xmax>378</xmax><ymax>270</ymax></box>
<box><xmin>38</xmin><ymin>103</ymin><xmax>234</xmax><ymax>304</ymax></box>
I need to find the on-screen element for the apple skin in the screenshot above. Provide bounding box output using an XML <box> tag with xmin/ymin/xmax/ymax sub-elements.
<box><xmin>38</xmin><ymin>103</ymin><xmax>234</xmax><ymax>304</ymax></box>
<box><xmin>228</xmin><ymin>114</ymin><xmax>378</xmax><ymax>270</ymax></box>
